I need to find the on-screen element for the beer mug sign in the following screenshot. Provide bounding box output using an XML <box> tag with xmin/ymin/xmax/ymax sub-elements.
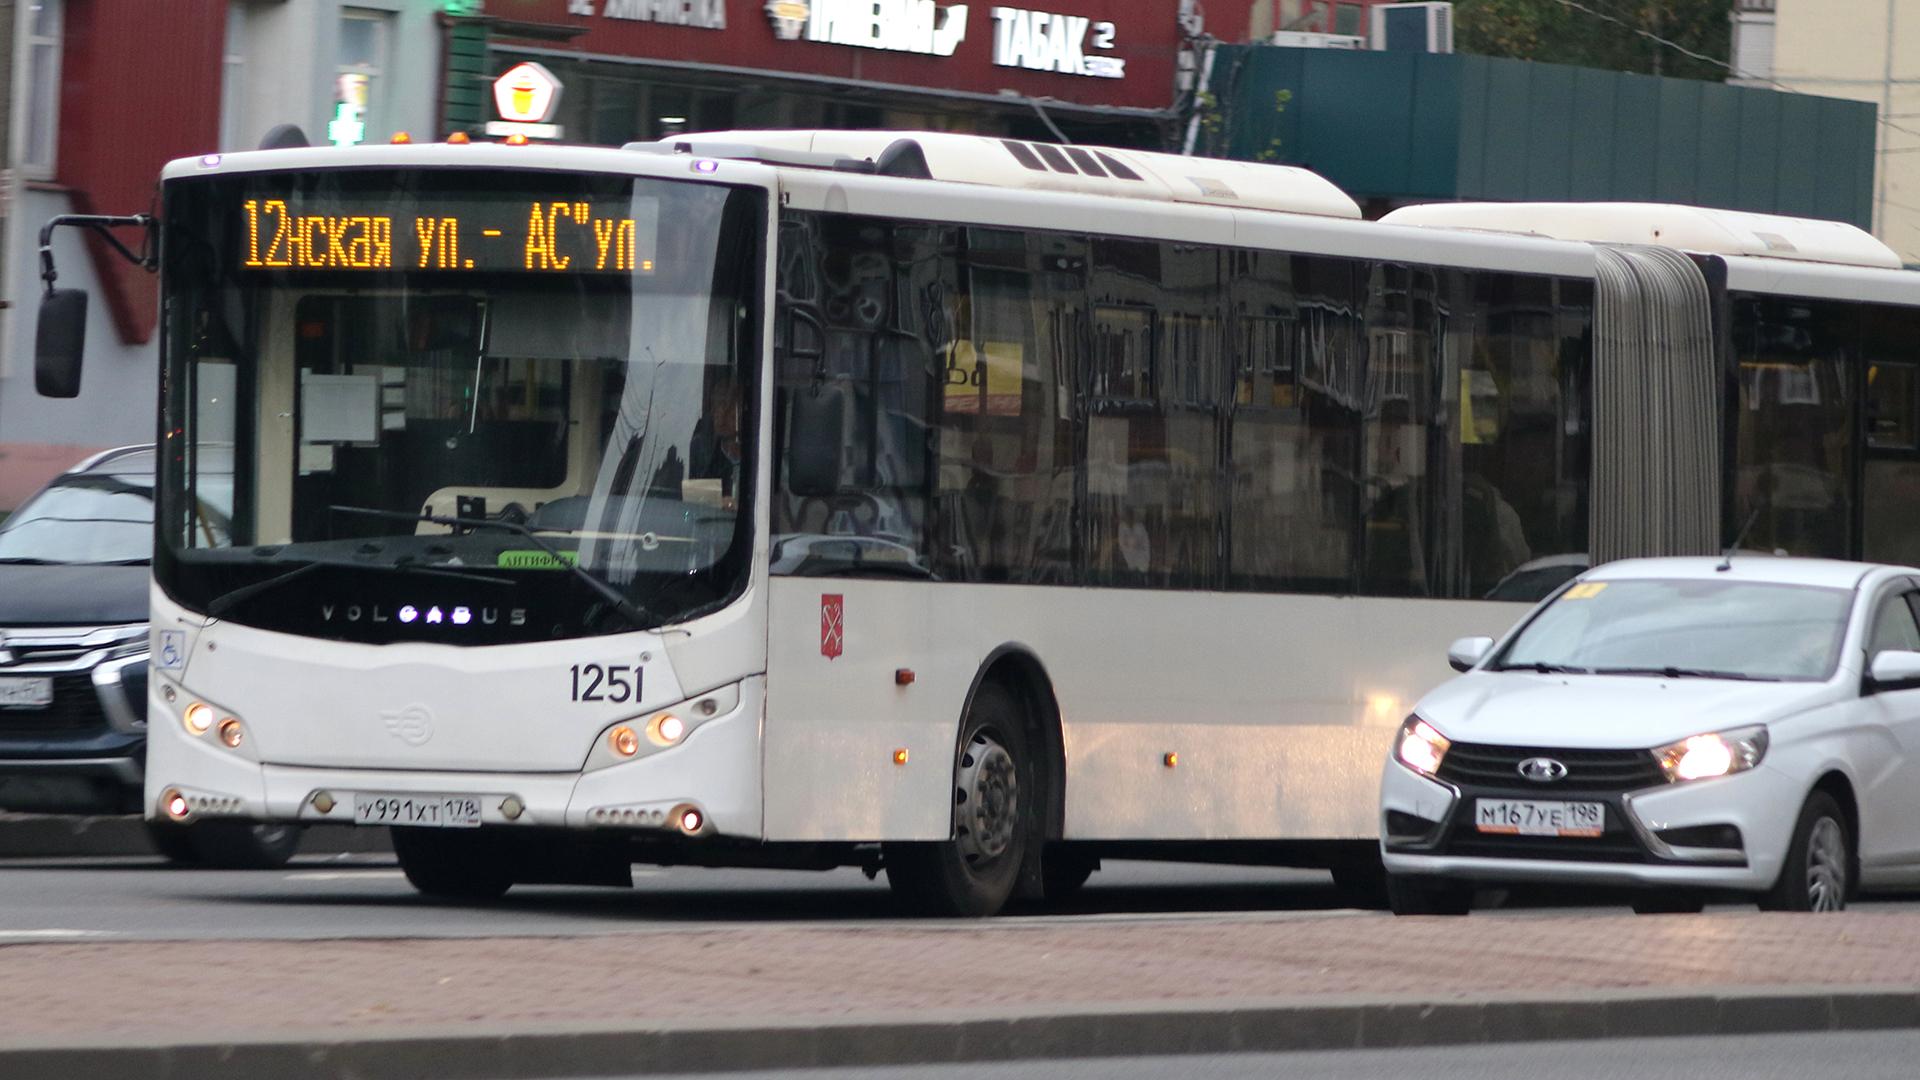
<box><xmin>493</xmin><ymin>62</ymin><xmax>562</xmax><ymax>124</ymax></box>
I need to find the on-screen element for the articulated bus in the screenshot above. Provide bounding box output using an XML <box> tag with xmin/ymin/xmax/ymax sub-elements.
<box><xmin>34</xmin><ymin>130</ymin><xmax>1920</xmax><ymax>915</ymax></box>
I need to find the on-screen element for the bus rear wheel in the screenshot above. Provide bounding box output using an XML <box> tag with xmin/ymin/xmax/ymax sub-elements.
<box><xmin>886</xmin><ymin>681</ymin><xmax>1032</xmax><ymax>918</ymax></box>
<box><xmin>392</xmin><ymin>827</ymin><xmax>514</xmax><ymax>900</ymax></box>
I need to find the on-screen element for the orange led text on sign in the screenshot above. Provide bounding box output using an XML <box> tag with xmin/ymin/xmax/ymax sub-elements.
<box><xmin>244</xmin><ymin>200</ymin><xmax>394</xmax><ymax>269</ymax></box>
<box><xmin>526</xmin><ymin>201</ymin><xmax>639</xmax><ymax>272</ymax></box>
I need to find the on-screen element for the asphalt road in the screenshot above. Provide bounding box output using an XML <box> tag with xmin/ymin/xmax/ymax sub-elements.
<box><xmin>624</xmin><ymin>1030</ymin><xmax>1920</xmax><ymax>1080</ymax></box>
<box><xmin>5</xmin><ymin>851</ymin><xmax>1920</xmax><ymax>942</ymax></box>
<box><xmin>0</xmin><ymin>855</ymin><xmax>1369</xmax><ymax>941</ymax></box>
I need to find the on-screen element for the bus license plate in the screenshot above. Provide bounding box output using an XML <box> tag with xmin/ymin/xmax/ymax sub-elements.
<box><xmin>0</xmin><ymin>677</ymin><xmax>53</xmax><ymax>709</ymax></box>
<box><xmin>1475</xmin><ymin>798</ymin><xmax>1604</xmax><ymax>838</ymax></box>
<box><xmin>352</xmin><ymin>793</ymin><xmax>483</xmax><ymax>828</ymax></box>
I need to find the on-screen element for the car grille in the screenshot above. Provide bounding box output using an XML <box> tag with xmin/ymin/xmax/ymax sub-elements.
<box><xmin>1440</xmin><ymin>829</ymin><xmax>1652</xmax><ymax>863</ymax></box>
<box><xmin>1437</xmin><ymin>742</ymin><xmax>1667</xmax><ymax>793</ymax></box>
<box><xmin>0</xmin><ymin>673</ymin><xmax>111</xmax><ymax>737</ymax></box>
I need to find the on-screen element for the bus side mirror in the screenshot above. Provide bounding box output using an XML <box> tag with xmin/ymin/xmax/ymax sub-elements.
<box><xmin>787</xmin><ymin>383</ymin><xmax>849</xmax><ymax>498</ymax></box>
<box><xmin>35</xmin><ymin>289</ymin><xmax>89</xmax><ymax>398</ymax></box>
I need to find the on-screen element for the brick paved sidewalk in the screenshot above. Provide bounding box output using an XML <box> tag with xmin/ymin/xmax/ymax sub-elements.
<box><xmin>3</xmin><ymin>909</ymin><xmax>1919</xmax><ymax>1042</ymax></box>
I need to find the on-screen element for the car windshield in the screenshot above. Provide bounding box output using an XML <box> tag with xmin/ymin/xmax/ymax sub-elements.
<box><xmin>1495</xmin><ymin>578</ymin><xmax>1853</xmax><ymax>681</ymax></box>
<box><xmin>0</xmin><ymin>471</ymin><xmax>157</xmax><ymax>565</ymax></box>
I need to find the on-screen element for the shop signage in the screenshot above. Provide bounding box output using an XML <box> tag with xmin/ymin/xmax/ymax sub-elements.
<box><xmin>487</xmin><ymin>62</ymin><xmax>565</xmax><ymax>139</ymax></box>
<box><xmin>989</xmin><ymin>6</ymin><xmax>1122</xmax><ymax>78</ymax></box>
<box><xmin>766</xmin><ymin>0</ymin><xmax>968</xmax><ymax>56</ymax></box>
<box><xmin>587</xmin><ymin>0</ymin><xmax>728</xmax><ymax>27</ymax></box>
<box><xmin>329</xmin><ymin>73</ymin><xmax>370</xmax><ymax>147</ymax></box>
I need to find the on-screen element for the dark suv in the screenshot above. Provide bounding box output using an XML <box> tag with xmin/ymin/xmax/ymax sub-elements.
<box><xmin>0</xmin><ymin>446</ymin><xmax>299</xmax><ymax>866</ymax></box>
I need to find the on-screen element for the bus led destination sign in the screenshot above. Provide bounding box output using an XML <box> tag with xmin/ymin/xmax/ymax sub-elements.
<box><xmin>241</xmin><ymin>196</ymin><xmax>659</xmax><ymax>274</ymax></box>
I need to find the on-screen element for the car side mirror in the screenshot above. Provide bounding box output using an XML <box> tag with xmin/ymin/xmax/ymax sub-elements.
<box><xmin>786</xmin><ymin>383</ymin><xmax>849</xmax><ymax>498</ymax></box>
<box><xmin>35</xmin><ymin>289</ymin><xmax>88</xmax><ymax>398</ymax></box>
<box><xmin>1447</xmin><ymin>636</ymin><xmax>1495</xmax><ymax>673</ymax></box>
<box><xmin>1868</xmin><ymin>649</ymin><xmax>1920</xmax><ymax>692</ymax></box>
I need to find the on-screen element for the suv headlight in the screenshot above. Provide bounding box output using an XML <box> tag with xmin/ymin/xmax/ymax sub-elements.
<box><xmin>1655</xmin><ymin>725</ymin><xmax>1768</xmax><ymax>783</ymax></box>
<box><xmin>1394</xmin><ymin>715</ymin><xmax>1451</xmax><ymax>778</ymax></box>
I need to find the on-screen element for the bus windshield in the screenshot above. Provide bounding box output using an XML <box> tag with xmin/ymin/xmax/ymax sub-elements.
<box><xmin>156</xmin><ymin>168</ymin><xmax>763</xmax><ymax>643</ymax></box>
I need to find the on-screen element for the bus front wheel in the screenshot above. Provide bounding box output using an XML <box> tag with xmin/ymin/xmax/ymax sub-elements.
<box><xmin>392</xmin><ymin>826</ymin><xmax>514</xmax><ymax>900</ymax></box>
<box><xmin>886</xmin><ymin>681</ymin><xmax>1032</xmax><ymax>918</ymax></box>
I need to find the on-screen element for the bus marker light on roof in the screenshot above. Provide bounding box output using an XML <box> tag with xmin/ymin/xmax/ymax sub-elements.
<box><xmin>893</xmin><ymin>748</ymin><xmax>909</xmax><ymax>766</ymax></box>
<box><xmin>447</xmin><ymin>132</ymin><xmax>471</xmax><ymax>144</ymax></box>
<box><xmin>390</xmin><ymin>132</ymin><xmax>412</xmax><ymax>144</ymax></box>
<box><xmin>692</xmin><ymin>159</ymin><xmax>720</xmax><ymax>174</ymax></box>
<box><xmin>505</xmin><ymin>133</ymin><xmax>530</xmax><ymax>146</ymax></box>
<box><xmin>610</xmin><ymin>725</ymin><xmax>640</xmax><ymax>757</ymax></box>
<box><xmin>183</xmin><ymin>702</ymin><xmax>214</xmax><ymax>735</ymax></box>
<box><xmin>198</xmin><ymin>154</ymin><xmax>222</xmax><ymax>168</ymax></box>
<box><xmin>1163</xmin><ymin>752</ymin><xmax>1178</xmax><ymax>768</ymax></box>
<box><xmin>895</xmin><ymin>668</ymin><xmax>915</xmax><ymax>685</ymax></box>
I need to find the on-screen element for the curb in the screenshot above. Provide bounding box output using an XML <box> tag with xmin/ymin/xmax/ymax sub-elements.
<box><xmin>0</xmin><ymin>814</ymin><xmax>390</xmax><ymax>859</ymax></box>
<box><xmin>1</xmin><ymin>984</ymin><xmax>1916</xmax><ymax>1079</ymax></box>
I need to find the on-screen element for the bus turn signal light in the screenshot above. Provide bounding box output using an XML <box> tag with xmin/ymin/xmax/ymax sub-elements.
<box><xmin>609</xmin><ymin>726</ymin><xmax>640</xmax><ymax>758</ymax></box>
<box><xmin>218</xmin><ymin>719</ymin><xmax>245</xmax><ymax>748</ymax></box>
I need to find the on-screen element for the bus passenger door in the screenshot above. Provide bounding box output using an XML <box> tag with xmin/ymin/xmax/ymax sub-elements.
<box><xmin>1863</xmin><ymin>359</ymin><xmax>1920</xmax><ymax>566</ymax></box>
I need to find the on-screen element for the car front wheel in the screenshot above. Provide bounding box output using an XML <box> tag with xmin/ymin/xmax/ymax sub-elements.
<box><xmin>1760</xmin><ymin>791</ymin><xmax>1851</xmax><ymax>913</ymax></box>
<box><xmin>1385</xmin><ymin>874</ymin><xmax>1472</xmax><ymax>916</ymax></box>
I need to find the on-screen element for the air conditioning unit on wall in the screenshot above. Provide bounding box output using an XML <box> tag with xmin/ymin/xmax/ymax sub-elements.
<box><xmin>1371</xmin><ymin>2</ymin><xmax>1454</xmax><ymax>54</ymax></box>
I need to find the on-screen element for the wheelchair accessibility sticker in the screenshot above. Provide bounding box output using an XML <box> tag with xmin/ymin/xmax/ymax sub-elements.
<box><xmin>157</xmin><ymin>630</ymin><xmax>186</xmax><ymax>671</ymax></box>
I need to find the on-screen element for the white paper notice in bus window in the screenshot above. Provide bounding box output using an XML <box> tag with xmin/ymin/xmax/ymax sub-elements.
<box><xmin>1088</xmin><ymin>415</ymin><xmax>1128</xmax><ymax>496</ymax></box>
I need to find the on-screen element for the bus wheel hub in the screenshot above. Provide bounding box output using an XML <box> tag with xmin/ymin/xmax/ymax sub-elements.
<box><xmin>957</xmin><ymin>735</ymin><xmax>1018</xmax><ymax>864</ymax></box>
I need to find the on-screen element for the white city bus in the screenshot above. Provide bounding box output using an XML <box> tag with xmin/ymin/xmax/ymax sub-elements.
<box><xmin>36</xmin><ymin>129</ymin><xmax>1920</xmax><ymax>915</ymax></box>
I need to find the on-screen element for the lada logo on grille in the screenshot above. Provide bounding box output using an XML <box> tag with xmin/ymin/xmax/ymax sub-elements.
<box><xmin>1518</xmin><ymin>757</ymin><xmax>1569</xmax><ymax>783</ymax></box>
<box><xmin>381</xmin><ymin>705</ymin><xmax>435</xmax><ymax>747</ymax></box>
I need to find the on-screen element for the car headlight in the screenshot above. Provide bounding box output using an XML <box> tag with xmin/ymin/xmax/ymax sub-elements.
<box><xmin>1655</xmin><ymin>725</ymin><xmax>1768</xmax><ymax>783</ymax></box>
<box><xmin>1395</xmin><ymin>715</ymin><xmax>1451</xmax><ymax>777</ymax></box>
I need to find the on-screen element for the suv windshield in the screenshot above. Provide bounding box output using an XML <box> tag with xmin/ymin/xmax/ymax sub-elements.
<box><xmin>157</xmin><ymin>168</ymin><xmax>763</xmax><ymax>644</ymax></box>
<box><xmin>0</xmin><ymin>459</ymin><xmax>226</xmax><ymax>565</ymax></box>
<box><xmin>1496</xmin><ymin>578</ymin><xmax>1852</xmax><ymax>682</ymax></box>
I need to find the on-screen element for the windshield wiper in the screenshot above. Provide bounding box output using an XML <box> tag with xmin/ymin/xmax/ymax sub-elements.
<box><xmin>1588</xmin><ymin>666</ymin><xmax>1781</xmax><ymax>682</ymax></box>
<box><xmin>1496</xmin><ymin>661</ymin><xmax>1589</xmax><ymax>674</ymax></box>
<box><xmin>206</xmin><ymin>555</ymin><xmax>511</xmax><ymax>620</ymax></box>
<box><xmin>329</xmin><ymin>505</ymin><xmax>655</xmax><ymax>630</ymax></box>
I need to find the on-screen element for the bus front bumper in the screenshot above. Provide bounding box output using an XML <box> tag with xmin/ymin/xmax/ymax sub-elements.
<box><xmin>144</xmin><ymin>677</ymin><xmax>765</xmax><ymax>839</ymax></box>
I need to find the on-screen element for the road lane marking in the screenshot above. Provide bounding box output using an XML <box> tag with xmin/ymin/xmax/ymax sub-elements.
<box><xmin>0</xmin><ymin>929</ymin><xmax>116</xmax><ymax>940</ymax></box>
<box><xmin>284</xmin><ymin>870</ymin><xmax>409</xmax><ymax>881</ymax></box>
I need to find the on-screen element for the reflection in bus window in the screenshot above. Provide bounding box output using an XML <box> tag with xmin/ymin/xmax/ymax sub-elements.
<box><xmin>1733</xmin><ymin>297</ymin><xmax>1853</xmax><ymax>559</ymax></box>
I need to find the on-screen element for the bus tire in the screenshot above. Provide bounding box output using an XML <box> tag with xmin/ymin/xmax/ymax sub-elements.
<box><xmin>392</xmin><ymin>827</ymin><xmax>514</xmax><ymax>900</ymax></box>
<box><xmin>1040</xmin><ymin>847</ymin><xmax>1099</xmax><ymax>903</ymax></box>
<box><xmin>145</xmin><ymin>821</ymin><xmax>202</xmax><ymax>864</ymax></box>
<box><xmin>886</xmin><ymin>681</ymin><xmax>1032</xmax><ymax>917</ymax></box>
<box><xmin>180</xmin><ymin>821</ymin><xmax>305</xmax><ymax>869</ymax></box>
